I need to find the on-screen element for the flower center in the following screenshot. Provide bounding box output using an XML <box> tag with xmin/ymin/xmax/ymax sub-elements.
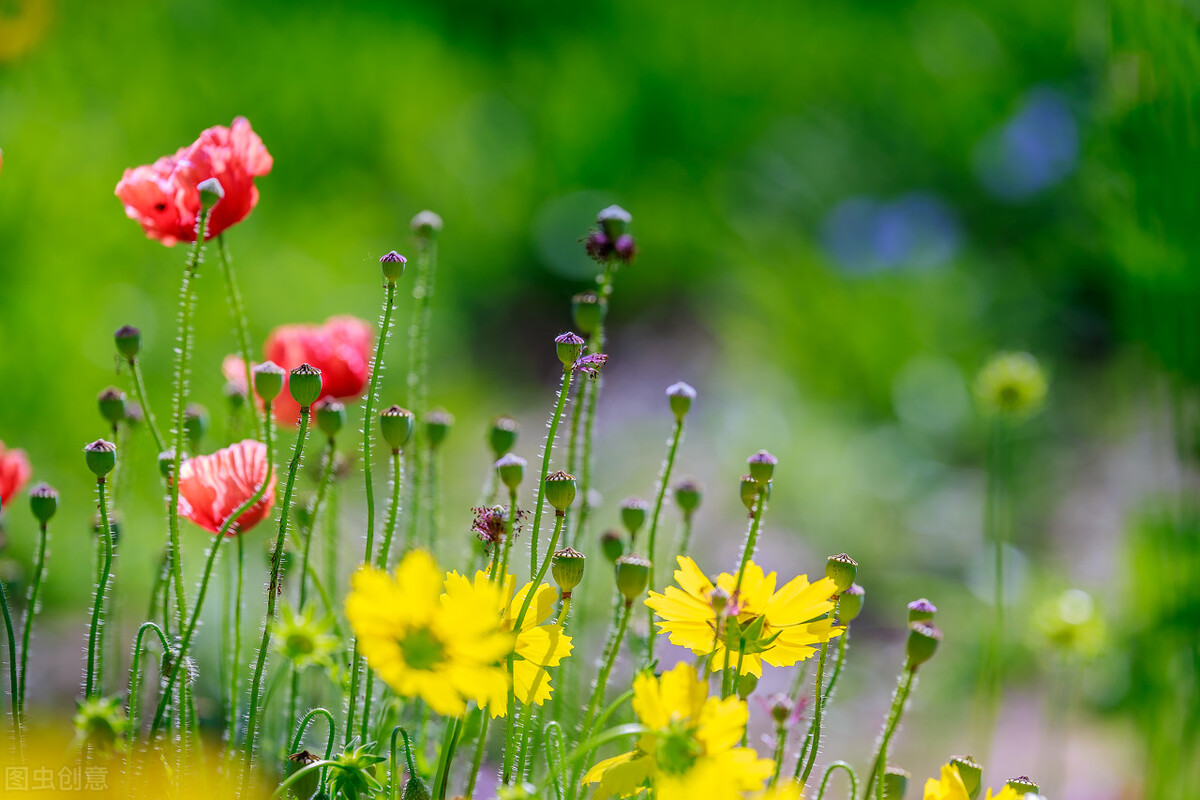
<box><xmin>399</xmin><ymin>627</ymin><xmax>446</xmax><ymax>671</ymax></box>
<box><xmin>655</xmin><ymin>722</ymin><xmax>702</xmax><ymax>775</ymax></box>
<box><xmin>286</xmin><ymin>632</ymin><xmax>315</xmax><ymax>656</ymax></box>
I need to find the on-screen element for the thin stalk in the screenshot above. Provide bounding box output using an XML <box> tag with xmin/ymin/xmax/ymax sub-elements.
<box><xmin>733</xmin><ymin>489</ymin><xmax>768</xmax><ymax>593</ymax></box>
<box><xmin>796</xmin><ymin>639</ymin><xmax>832</xmax><ymax>786</ymax></box>
<box><xmin>17</xmin><ymin>520</ymin><xmax>49</xmax><ymax>719</ymax></box>
<box><xmin>290</xmin><ymin>707</ymin><xmax>337</xmax><ymax>760</ymax></box>
<box><xmin>645</xmin><ymin>418</ymin><xmax>684</xmax><ymax>664</ymax></box>
<box><xmin>391</xmin><ymin>726</ymin><xmax>417</xmax><ymax>800</ymax></box>
<box><xmin>498</xmin><ymin>487</ymin><xmax>519</xmax><ymax>581</ymax></box>
<box><xmin>1</xmin><ymin>571</ymin><xmax>21</xmax><ymax>756</ymax></box>
<box><xmin>216</xmin><ymin>235</ymin><xmax>262</xmax><ymax>440</ymax></box>
<box><xmin>268</xmin><ymin>760</ymin><xmax>337</xmax><ymax>800</ymax></box>
<box><xmin>862</xmin><ymin>664</ymin><xmax>916</xmax><ymax>800</ymax></box>
<box><xmin>84</xmin><ymin>477</ymin><xmax>115</xmax><ymax>699</ymax></box>
<box><xmin>563</xmin><ymin>374</ymin><xmax>587</xmax><ymax>546</ymax></box>
<box><xmin>432</xmin><ymin>715</ymin><xmax>463</xmax><ymax>800</ymax></box>
<box><xmin>672</xmin><ymin>512</ymin><xmax>695</xmax><ymax>569</ymax></box>
<box><xmin>514</xmin><ymin>594</ymin><xmax>572</xmax><ymax>780</ymax></box>
<box><xmin>770</xmin><ymin>720</ymin><xmax>789</xmax><ymax>785</ymax></box>
<box><xmin>573</xmin><ymin>261</ymin><xmax>615</xmax><ymax>550</ymax></box>
<box><xmin>464</xmin><ymin>715</ymin><xmax>491</xmax><ymax>799</ymax></box>
<box><xmin>527</xmin><ymin>368</ymin><xmax>574</xmax><ymax>583</ymax></box>
<box><xmin>229</xmin><ymin>531</ymin><xmax>245</xmax><ymax>741</ymax></box>
<box><xmin>360</xmin><ymin>449</ymin><xmax>405</xmax><ymax>743</ymax></box>
<box><xmin>569</xmin><ymin>599</ymin><xmax>632</xmax><ymax>792</ymax></box>
<box><xmin>816</xmin><ymin>762</ymin><xmax>858</xmax><ymax>800</ymax></box>
<box><xmin>127</xmin><ymin>622</ymin><xmax>170</xmax><ymax>733</ymax></box>
<box><xmin>126</xmin><ymin>357</ymin><xmax>166</xmax><ymax>455</ymax></box>
<box><xmin>407</xmin><ymin>237</ymin><xmax>437</xmax><ymax>424</ymax></box>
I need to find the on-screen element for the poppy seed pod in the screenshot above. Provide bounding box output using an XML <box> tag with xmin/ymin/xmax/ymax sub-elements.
<box><xmin>379</xmin><ymin>250</ymin><xmax>407</xmax><ymax>283</ymax></box>
<box><xmin>224</xmin><ymin>381</ymin><xmax>247</xmax><ymax>413</ymax></box>
<box><xmin>739</xmin><ymin>474</ymin><xmax>760</xmax><ymax>511</ymax></box>
<box><xmin>315</xmin><ymin>398</ymin><xmax>347</xmax><ymax>439</ymax></box>
<box><xmin>489</xmin><ymin>416</ymin><xmax>518</xmax><ymax>458</ymax></box>
<box><xmin>747</xmin><ymin>450</ymin><xmax>777</xmax><ymax>484</ymax></box>
<box><xmin>253</xmin><ymin>361</ymin><xmax>286</xmax><ymax>404</ymax></box>
<box><xmin>673</xmin><ymin>479</ymin><xmax>702</xmax><ymax>516</ymax></box>
<box><xmin>551</xmin><ymin>547</ymin><xmax>586</xmax><ymax>596</ymax></box>
<box><xmin>571</xmin><ymin>292</ymin><xmax>603</xmax><ymax>337</ymax></box>
<box><xmin>380</xmin><ymin>406</ymin><xmax>415</xmax><ymax>452</ymax></box>
<box><xmin>545</xmin><ymin>470</ymin><xmax>577</xmax><ymax>513</ymax></box>
<box><xmin>768</xmin><ymin>694</ymin><xmax>795</xmax><ymax>725</ymax></box>
<box><xmin>907</xmin><ymin>598</ymin><xmax>937</xmax><ymax>623</ymax></box>
<box><xmin>600</xmin><ymin>530</ymin><xmax>624</xmax><ymax>564</ymax></box>
<box><xmin>906</xmin><ymin>621</ymin><xmax>942</xmax><ymax>667</ymax></box>
<box><xmin>883</xmin><ymin>768</ymin><xmax>910</xmax><ymax>800</ymax></box>
<box><xmin>619</xmin><ymin>497</ymin><xmax>648</xmax><ymax>539</ymax></box>
<box><xmin>950</xmin><ymin>756</ymin><xmax>983</xmax><ymax>800</ymax></box>
<box><xmin>113</xmin><ymin>325</ymin><xmax>141</xmax><ymax>360</ymax></box>
<box><xmin>839</xmin><ymin>583</ymin><xmax>865</xmax><ymax>622</ymax></box>
<box><xmin>197</xmin><ymin>177</ymin><xmax>224</xmax><ymax>210</ymax></box>
<box><xmin>615</xmin><ymin>553</ymin><xmax>651</xmax><ymax>603</ymax></box>
<box><xmin>288</xmin><ymin>363</ymin><xmax>323</xmax><ymax>408</ymax></box>
<box><xmin>84</xmin><ymin>440</ymin><xmax>117</xmax><ymax>479</ymax></box>
<box><xmin>597</xmin><ymin>204</ymin><xmax>632</xmax><ymax>239</ymax></box>
<box><xmin>825</xmin><ymin>553</ymin><xmax>858</xmax><ymax>595</ymax></box>
<box><xmin>555</xmin><ymin>332</ymin><xmax>586</xmax><ymax>369</ymax></box>
<box><xmin>411</xmin><ymin>209</ymin><xmax>443</xmax><ymax>239</ymax></box>
<box><xmin>495</xmin><ymin>453</ymin><xmax>526</xmax><ymax>490</ymax></box>
<box><xmin>29</xmin><ymin>483</ymin><xmax>58</xmax><ymax>524</ymax></box>
<box><xmin>666</xmin><ymin>382</ymin><xmax>696</xmax><ymax>420</ymax></box>
<box><xmin>97</xmin><ymin>387</ymin><xmax>127</xmax><ymax>428</ymax></box>
<box><xmin>424</xmin><ymin>408</ymin><xmax>454</xmax><ymax>450</ymax></box>
<box><xmin>1005</xmin><ymin>777</ymin><xmax>1038</xmax><ymax>796</ymax></box>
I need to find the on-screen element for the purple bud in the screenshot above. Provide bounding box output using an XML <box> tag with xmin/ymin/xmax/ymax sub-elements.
<box><xmin>585</xmin><ymin>231</ymin><xmax>613</xmax><ymax>261</ymax></box>
<box><xmin>379</xmin><ymin>250</ymin><xmax>407</xmax><ymax>282</ymax></box>
<box><xmin>572</xmin><ymin>353</ymin><xmax>609</xmax><ymax>377</ymax></box>
<box><xmin>614</xmin><ymin>234</ymin><xmax>637</xmax><ymax>263</ymax></box>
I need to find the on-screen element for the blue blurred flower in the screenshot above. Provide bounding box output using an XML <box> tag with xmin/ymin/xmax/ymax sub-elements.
<box><xmin>820</xmin><ymin>192</ymin><xmax>961</xmax><ymax>275</ymax></box>
<box><xmin>974</xmin><ymin>87</ymin><xmax>1079</xmax><ymax>201</ymax></box>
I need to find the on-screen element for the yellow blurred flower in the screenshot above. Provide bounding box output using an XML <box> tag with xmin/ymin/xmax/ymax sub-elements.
<box><xmin>975</xmin><ymin>351</ymin><xmax>1048</xmax><ymax>418</ymax></box>
<box><xmin>272</xmin><ymin>603</ymin><xmax>339</xmax><ymax>670</ymax></box>
<box><xmin>345</xmin><ymin>549</ymin><xmax>512</xmax><ymax>716</ymax></box>
<box><xmin>582</xmin><ymin>662</ymin><xmax>773</xmax><ymax>800</ymax></box>
<box><xmin>750</xmin><ymin>783</ymin><xmax>804</xmax><ymax>799</ymax></box>
<box><xmin>646</xmin><ymin>556</ymin><xmax>842</xmax><ymax>676</ymax></box>
<box><xmin>923</xmin><ymin>763</ymin><xmax>1021</xmax><ymax>800</ymax></box>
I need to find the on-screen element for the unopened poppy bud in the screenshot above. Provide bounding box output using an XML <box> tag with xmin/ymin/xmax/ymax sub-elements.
<box><xmin>403</xmin><ymin>771</ymin><xmax>434</xmax><ymax>800</ymax></box>
<box><xmin>555</xmin><ymin>332</ymin><xmax>586</xmax><ymax>369</ymax></box>
<box><xmin>288</xmin><ymin>363</ymin><xmax>323</xmax><ymax>408</ymax></box>
<box><xmin>768</xmin><ymin>694</ymin><xmax>795</xmax><ymax>724</ymax></box>
<box><xmin>736</xmin><ymin>671</ymin><xmax>758</xmax><ymax>700</ymax></box>
<box><xmin>380</xmin><ymin>405</ymin><xmax>415</xmax><ymax>452</ymax></box>
<box><xmin>740</xmin><ymin>474</ymin><xmax>760</xmax><ymax>511</ymax></box>
<box><xmin>97</xmin><ymin>387</ymin><xmax>127</xmax><ymax>428</ymax></box>
<box><xmin>490</xmin><ymin>416</ymin><xmax>518</xmax><ymax>458</ymax></box>
<box><xmin>597</xmin><ymin>204</ymin><xmax>632</xmax><ymax>239</ymax></box>
<box><xmin>600</xmin><ymin>530</ymin><xmax>624</xmax><ymax>564</ymax></box>
<box><xmin>949</xmin><ymin>756</ymin><xmax>983</xmax><ymax>800</ymax></box>
<box><xmin>906</xmin><ymin>622</ymin><xmax>942</xmax><ymax>667</ymax></box>
<box><xmin>840</xmin><ymin>583</ymin><xmax>865</xmax><ymax>622</ymax></box>
<box><xmin>572</xmin><ymin>292</ymin><xmax>603</xmax><ymax>336</ymax></box>
<box><xmin>615</xmin><ymin>553</ymin><xmax>651</xmax><ymax>602</ymax></box>
<box><xmin>379</xmin><ymin>250</ymin><xmax>407</xmax><ymax>283</ymax></box>
<box><xmin>424</xmin><ymin>408</ymin><xmax>454</xmax><ymax>450</ymax></box>
<box><xmin>316</xmin><ymin>398</ymin><xmax>346</xmax><ymax>439</ymax></box>
<box><xmin>125</xmin><ymin>402</ymin><xmax>143</xmax><ymax>426</ymax></box>
<box><xmin>29</xmin><ymin>483</ymin><xmax>58</xmax><ymax>524</ymax></box>
<box><xmin>907</xmin><ymin>598</ymin><xmax>937</xmax><ymax>623</ymax></box>
<box><xmin>184</xmin><ymin>404</ymin><xmax>208</xmax><ymax>450</ymax></box>
<box><xmin>709</xmin><ymin>585</ymin><xmax>730</xmax><ymax>615</ymax></box>
<box><xmin>747</xmin><ymin>450</ymin><xmax>778</xmax><ymax>484</ymax></box>
<box><xmin>545</xmin><ymin>470</ymin><xmax>577</xmax><ymax>513</ymax></box>
<box><xmin>224</xmin><ymin>381</ymin><xmax>246</xmax><ymax>414</ymax></box>
<box><xmin>496</xmin><ymin>453</ymin><xmax>526</xmax><ymax>490</ymax></box>
<box><xmin>614</xmin><ymin>234</ymin><xmax>637</xmax><ymax>264</ymax></box>
<box><xmin>113</xmin><ymin>325</ymin><xmax>141</xmax><ymax>360</ymax></box>
<box><xmin>619</xmin><ymin>497</ymin><xmax>648</xmax><ymax>539</ymax></box>
<box><xmin>551</xmin><ymin>547</ymin><xmax>586</xmax><ymax>596</ymax></box>
<box><xmin>825</xmin><ymin>553</ymin><xmax>858</xmax><ymax>595</ymax></box>
<box><xmin>84</xmin><ymin>440</ymin><xmax>117</xmax><ymax>478</ymax></box>
<box><xmin>666</xmin><ymin>382</ymin><xmax>696</xmax><ymax>420</ymax></box>
<box><xmin>585</xmin><ymin>231</ymin><xmax>612</xmax><ymax>261</ymax></box>
<box><xmin>673</xmin><ymin>479</ymin><xmax>702</xmax><ymax>516</ymax></box>
<box><xmin>1005</xmin><ymin>777</ymin><xmax>1038</xmax><ymax>796</ymax></box>
<box><xmin>253</xmin><ymin>361</ymin><xmax>286</xmax><ymax>404</ymax></box>
<box><xmin>197</xmin><ymin>177</ymin><xmax>224</xmax><ymax>210</ymax></box>
<box><xmin>411</xmin><ymin>209</ymin><xmax>443</xmax><ymax>239</ymax></box>
<box><xmin>883</xmin><ymin>767</ymin><xmax>910</xmax><ymax>800</ymax></box>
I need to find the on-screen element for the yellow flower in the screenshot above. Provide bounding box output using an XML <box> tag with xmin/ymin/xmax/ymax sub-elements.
<box><xmin>444</xmin><ymin>570</ymin><xmax>574</xmax><ymax>717</ymax></box>
<box><xmin>923</xmin><ymin>764</ymin><xmax>1022</xmax><ymax>800</ymax></box>
<box><xmin>646</xmin><ymin>557</ymin><xmax>842</xmax><ymax>676</ymax></box>
<box><xmin>345</xmin><ymin>549</ymin><xmax>512</xmax><ymax>716</ymax></box>
<box><xmin>272</xmin><ymin>603</ymin><xmax>339</xmax><ymax>670</ymax></box>
<box><xmin>582</xmin><ymin>662</ymin><xmax>773</xmax><ymax>800</ymax></box>
<box><xmin>749</xmin><ymin>783</ymin><xmax>804</xmax><ymax>800</ymax></box>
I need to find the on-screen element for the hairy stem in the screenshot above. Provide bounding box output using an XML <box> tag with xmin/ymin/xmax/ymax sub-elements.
<box><xmin>84</xmin><ymin>478</ymin><xmax>115</xmax><ymax>699</ymax></box>
<box><xmin>644</xmin><ymin>417</ymin><xmax>684</xmax><ymax>664</ymax></box>
<box><xmin>17</xmin><ymin>521</ymin><xmax>49</xmax><ymax>719</ymax></box>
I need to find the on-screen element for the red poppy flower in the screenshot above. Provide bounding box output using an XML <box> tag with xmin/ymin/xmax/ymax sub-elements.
<box><xmin>224</xmin><ymin>315</ymin><xmax>374</xmax><ymax>426</ymax></box>
<box><xmin>115</xmin><ymin>117</ymin><xmax>273</xmax><ymax>246</ymax></box>
<box><xmin>0</xmin><ymin>441</ymin><xmax>31</xmax><ymax>509</ymax></box>
<box><xmin>177</xmin><ymin>440</ymin><xmax>275</xmax><ymax>535</ymax></box>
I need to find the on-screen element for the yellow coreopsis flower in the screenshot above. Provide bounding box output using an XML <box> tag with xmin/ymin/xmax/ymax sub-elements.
<box><xmin>646</xmin><ymin>556</ymin><xmax>843</xmax><ymax>676</ymax></box>
<box><xmin>582</xmin><ymin>662</ymin><xmax>774</xmax><ymax>800</ymax></box>
<box><xmin>444</xmin><ymin>570</ymin><xmax>574</xmax><ymax>717</ymax></box>
<box><xmin>345</xmin><ymin>549</ymin><xmax>512</xmax><ymax>716</ymax></box>
<box><xmin>923</xmin><ymin>763</ymin><xmax>1022</xmax><ymax>800</ymax></box>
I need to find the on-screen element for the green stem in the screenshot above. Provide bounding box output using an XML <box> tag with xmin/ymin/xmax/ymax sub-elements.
<box><xmin>733</xmin><ymin>489</ymin><xmax>768</xmax><ymax>594</ymax></box>
<box><xmin>290</xmin><ymin>707</ymin><xmax>337</xmax><ymax>760</ymax></box>
<box><xmin>498</xmin><ymin>487</ymin><xmax>518</xmax><ymax>581</ymax></box>
<box><xmin>578</xmin><ymin>601</ymin><xmax>631</xmax><ymax>750</ymax></box>
<box><xmin>1</xmin><ymin>569</ymin><xmax>21</xmax><ymax>756</ymax></box>
<box><xmin>17</xmin><ymin>521</ymin><xmax>49</xmax><ymax>719</ymax></box>
<box><xmin>407</xmin><ymin>238</ymin><xmax>437</xmax><ymax>422</ymax></box>
<box><xmin>269</xmin><ymin>760</ymin><xmax>338</xmax><ymax>800</ymax></box>
<box><xmin>562</xmin><ymin>373</ymin><xmax>587</xmax><ymax>547</ymax></box>
<box><xmin>229</xmin><ymin>532</ymin><xmax>245</xmax><ymax>741</ymax></box>
<box><xmin>216</xmin><ymin>234</ymin><xmax>263</xmax><ymax>441</ymax></box>
<box><xmin>527</xmin><ymin>369</ymin><xmax>574</xmax><ymax>584</ymax></box>
<box><xmin>770</xmin><ymin>721</ymin><xmax>789</xmax><ymax>785</ymax></box>
<box><xmin>464</xmin><ymin>715</ymin><xmax>490</xmax><ymax>799</ymax></box>
<box><xmin>572</xmin><ymin>261</ymin><xmax>615</xmax><ymax>550</ymax></box>
<box><xmin>817</xmin><ymin>762</ymin><xmax>858</xmax><ymax>800</ymax></box>
<box><xmin>862</xmin><ymin>665</ymin><xmax>916</xmax><ymax>800</ymax></box>
<box><xmin>85</xmin><ymin>477</ymin><xmax>115</xmax><ymax>699</ymax></box>
<box><xmin>127</xmin><ymin>358</ymin><xmax>166</xmax><ymax>455</ymax></box>
<box><xmin>514</xmin><ymin>594</ymin><xmax>570</xmax><ymax>780</ymax></box>
<box><xmin>796</xmin><ymin>638</ymin><xmax>831</xmax><ymax>786</ymax></box>
<box><xmin>392</xmin><ymin>726</ymin><xmax>418</xmax><ymax>800</ymax></box>
<box><xmin>426</xmin><ymin>448</ymin><xmax>441</xmax><ymax>552</ymax></box>
<box><xmin>672</xmin><ymin>512</ymin><xmax>695</xmax><ymax>570</ymax></box>
<box><xmin>432</xmin><ymin>715</ymin><xmax>463</xmax><ymax>800</ymax></box>
<box><xmin>645</xmin><ymin>418</ymin><xmax>684</xmax><ymax>664</ymax></box>
<box><xmin>127</xmin><ymin>622</ymin><xmax>170</xmax><ymax>733</ymax></box>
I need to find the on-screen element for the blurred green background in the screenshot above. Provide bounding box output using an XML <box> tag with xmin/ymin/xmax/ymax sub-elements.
<box><xmin>3</xmin><ymin>0</ymin><xmax>1200</xmax><ymax>797</ymax></box>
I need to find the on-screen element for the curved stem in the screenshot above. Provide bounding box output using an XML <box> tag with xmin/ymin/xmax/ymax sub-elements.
<box><xmin>862</xmin><ymin>665</ymin><xmax>916</xmax><ymax>800</ymax></box>
<box><xmin>645</xmin><ymin>418</ymin><xmax>684</xmax><ymax>664</ymax></box>
<box><xmin>17</xmin><ymin>521</ymin><xmax>49</xmax><ymax>718</ymax></box>
<box><xmin>797</xmin><ymin>638</ymin><xmax>831</xmax><ymax>786</ymax></box>
<box><xmin>85</xmin><ymin>478</ymin><xmax>115</xmax><ymax>699</ymax></box>
<box><xmin>1</xmin><ymin>572</ymin><xmax>21</xmax><ymax>755</ymax></box>
<box><xmin>514</xmin><ymin>593</ymin><xmax>570</xmax><ymax>780</ymax></box>
<box><xmin>127</xmin><ymin>622</ymin><xmax>170</xmax><ymax>732</ymax></box>
<box><xmin>127</xmin><ymin>358</ymin><xmax>166</xmax><ymax>455</ymax></box>
<box><xmin>216</xmin><ymin>235</ymin><xmax>262</xmax><ymax>441</ymax></box>
<box><xmin>817</xmin><ymin>762</ymin><xmax>858</xmax><ymax>800</ymax></box>
<box><xmin>392</xmin><ymin>726</ymin><xmax>418</xmax><ymax>800</ymax></box>
<box><xmin>290</xmin><ymin>707</ymin><xmax>337</xmax><ymax>760</ymax></box>
<box><xmin>268</xmin><ymin>760</ymin><xmax>337</xmax><ymax>800</ymax></box>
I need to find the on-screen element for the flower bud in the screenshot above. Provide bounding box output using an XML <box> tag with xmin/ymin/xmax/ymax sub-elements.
<box><xmin>555</xmin><ymin>332</ymin><xmax>586</xmax><ymax>369</ymax></box>
<box><xmin>619</xmin><ymin>497</ymin><xmax>648</xmax><ymax>539</ymax></box>
<box><xmin>379</xmin><ymin>250</ymin><xmax>407</xmax><ymax>283</ymax></box>
<box><xmin>316</xmin><ymin>398</ymin><xmax>346</xmax><ymax>439</ymax></box>
<box><xmin>768</xmin><ymin>694</ymin><xmax>795</xmax><ymax>724</ymax></box>
<box><xmin>545</xmin><ymin>470</ymin><xmax>577</xmax><ymax>513</ymax></box>
<box><xmin>825</xmin><ymin>553</ymin><xmax>858</xmax><ymax>595</ymax></box>
<box><xmin>571</xmin><ymin>292</ymin><xmax>603</xmax><ymax>336</ymax></box>
<box><xmin>1005</xmin><ymin>777</ymin><xmax>1038</xmax><ymax>796</ymax></box>
<box><xmin>673</xmin><ymin>479</ymin><xmax>702</xmax><ymax>516</ymax></box>
<box><xmin>97</xmin><ymin>387</ymin><xmax>127</xmax><ymax>428</ymax></box>
<box><xmin>906</xmin><ymin>621</ymin><xmax>942</xmax><ymax>668</ymax></box>
<box><xmin>404</xmin><ymin>772</ymin><xmax>434</xmax><ymax>800</ymax></box>
<box><xmin>839</xmin><ymin>583</ymin><xmax>865</xmax><ymax>622</ymax></box>
<box><xmin>666</xmin><ymin>382</ymin><xmax>696</xmax><ymax>420</ymax></box>
<box><xmin>184</xmin><ymin>403</ymin><xmax>208</xmax><ymax>450</ymax></box>
<box><xmin>585</xmin><ymin>231</ymin><xmax>612</xmax><ymax>261</ymax></box>
<box><xmin>949</xmin><ymin>756</ymin><xmax>982</xmax><ymax>800</ymax></box>
<box><xmin>496</xmin><ymin>453</ymin><xmax>526</xmax><ymax>490</ymax></box>
<box><xmin>489</xmin><ymin>416</ymin><xmax>518</xmax><ymax>458</ymax></box>
<box><xmin>253</xmin><ymin>361</ymin><xmax>286</xmax><ymax>404</ymax></box>
<box><xmin>29</xmin><ymin>483</ymin><xmax>58</xmax><ymax>525</ymax></box>
<box><xmin>975</xmin><ymin>352</ymin><xmax>1048</xmax><ymax>419</ymax></box>
<box><xmin>600</xmin><ymin>529</ymin><xmax>624</xmax><ymax>564</ymax></box>
<box><xmin>907</xmin><ymin>598</ymin><xmax>937</xmax><ymax>623</ymax></box>
<box><xmin>113</xmin><ymin>325</ymin><xmax>141</xmax><ymax>360</ymax></box>
<box><xmin>551</xmin><ymin>547</ymin><xmax>586</xmax><ymax>596</ymax></box>
<box><xmin>615</xmin><ymin>553</ymin><xmax>651</xmax><ymax>603</ymax></box>
<box><xmin>614</xmin><ymin>234</ymin><xmax>637</xmax><ymax>263</ymax></box>
<box><xmin>288</xmin><ymin>363</ymin><xmax>323</xmax><ymax>408</ymax></box>
<box><xmin>883</xmin><ymin>767</ymin><xmax>910</xmax><ymax>800</ymax></box>
<box><xmin>411</xmin><ymin>209</ymin><xmax>443</xmax><ymax>239</ymax></box>
<box><xmin>747</xmin><ymin>450</ymin><xmax>777</xmax><ymax>484</ymax></box>
<box><xmin>197</xmin><ymin>177</ymin><xmax>224</xmax><ymax>210</ymax></box>
<box><xmin>597</xmin><ymin>204</ymin><xmax>632</xmax><ymax>239</ymax></box>
<box><xmin>84</xmin><ymin>439</ymin><xmax>117</xmax><ymax>479</ymax></box>
<box><xmin>736</xmin><ymin>671</ymin><xmax>758</xmax><ymax>700</ymax></box>
<box><xmin>380</xmin><ymin>405</ymin><xmax>415</xmax><ymax>452</ymax></box>
<box><xmin>740</xmin><ymin>474</ymin><xmax>760</xmax><ymax>511</ymax></box>
<box><xmin>424</xmin><ymin>408</ymin><xmax>454</xmax><ymax>450</ymax></box>
<box><xmin>225</xmin><ymin>380</ymin><xmax>247</xmax><ymax>414</ymax></box>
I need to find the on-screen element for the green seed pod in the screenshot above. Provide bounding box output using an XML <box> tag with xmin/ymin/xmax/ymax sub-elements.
<box><xmin>84</xmin><ymin>439</ymin><xmax>117</xmax><ymax>479</ymax></box>
<box><xmin>424</xmin><ymin>408</ymin><xmax>454</xmax><ymax>450</ymax></box>
<box><xmin>825</xmin><ymin>553</ymin><xmax>858</xmax><ymax>595</ymax></box>
<box><xmin>950</xmin><ymin>756</ymin><xmax>983</xmax><ymax>800</ymax></box>
<box><xmin>496</xmin><ymin>453</ymin><xmax>526</xmax><ymax>490</ymax></box>
<box><xmin>489</xmin><ymin>416</ymin><xmax>518</xmax><ymax>458</ymax></box>
<box><xmin>740</xmin><ymin>474</ymin><xmax>760</xmax><ymax>511</ymax></box>
<box><xmin>545</xmin><ymin>470</ymin><xmax>577</xmax><ymax>512</ymax></box>
<box><xmin>736</xmin><ymin>671</ymin><xmax>758</xmax><ymax>700</ymax></box>
<box><xmin>673</xmin><ymin>479</ymin><xmax>702</xmax><ymax>516</ymax></box>
<box><xmin>1005</xmin><ymin>777</ymin><xmax>1039</xmax><ymax>796</ymax></box>
<box><xmin>619</xmin><ymin>497</ymin><xmax>648</xmax><ymax>539</ymax></box>
<box><xmin>906</xmin><ymin>621</ymin><xmax>942</xmax><ymax>668</ymax></box>
<box><xmin>747</xmin><ymin>450</ymin><xmax>777</xmax><ymax>484</ymax></box>
<box><xmin>551</xmin><ymin>547</ymin><xmax>586</xmax><ymax>596</ymax></box>
<box><xmin>253</xmin><ymin>361</ymin><xmax>286</xmax><ymax>404</ymax></box>
<box><xmin>600</xmin><ymin>530</ymin><xmax>624</xmax><ymax>564</ymax></box>
<box><xmin>403</xmin><ymin>773</ymin><xmax>433</xmax><ymax>800</ymax></box>
<box><xmin>380</xmin><ymin>405</ymin><xmax>415</xmax><ymax>451</ymax></box>
<box><xmin>113</xmin><ymin>325</ymin><xmax>141</xmax><ymax>361</ymax></box>
<box><xmin>839</xmin><ymin>583</ymin><xmax>865</xmax><ymax>622</ymax></box>
<box><xmin>225</xmin><ymin>381</ymin><xmax>247</xmax><ymax>414</ymax></box>
<box><xmin>571</xmin><ymin>292</ymin><xmax>603</xmax><ymax>337</ymax></box>
<box><xmin>411</xmin><ymin>209</ymin><xmax>443</xmax><ymax>239</ymax></box>
<box><xmin>907</xmin><ymin>598</ymin><xmax>937</xmax><ymax>623</ymax></box>
<box><xmin>197</xmin><ymin>177</ymin><xmax>225</xmax><ymax>210</ymax></box>
<box><xmin>97</xmin><ymin>387</ymin><xmax>127</xmax><ymax>428</ymax></box>
<box><xmin>316</xmin><ymin>398</ymin><xmax>347</xmax><ymax>439</ymax></box>
<box><xmin>666</xmin><ymin>381</ymin><xmax>696</xmax><ymax>421</ymax></box>
<box><xmin>184</xmin><ymin>403</ymin><xmax>209</xmax><ymax>451</ymax></box>
<box><xmin>379</xmin><ymin>250</ymin><xmax>407</xmax><ymax>283</ymax></box>
<box><xmin>615</xmin><ymin>553</ymin><xmax>651</xmax><ymax>603</ymax></box>
<box><xmin>288</xmin><ymin>363</ymin><xmax>323</xmax><ymax>408</ymax></box>
<box><xmin>597</xmin><ymin>204</ymin><xmax>632</xmax><ymax>239</ymax></box>
<box><xmin>555</xmin><ymin>332</ymin><xmax>585</xmax><ymax>369</ymax></box>
<box><xmin>29</xmin><ymin>483</ymin><xmax>58</xmax><ymax>525</ymax></box>
<box><xmin>883</xmin><ymin>767</ymin><xmax>910</xmax><ymax>800</ymax></box>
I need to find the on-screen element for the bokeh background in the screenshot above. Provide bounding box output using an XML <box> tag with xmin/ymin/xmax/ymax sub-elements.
<box><xmin>2</xmin><ymin>0</ymin><xmax>1200</xmax><ymax>797</ymax></box>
